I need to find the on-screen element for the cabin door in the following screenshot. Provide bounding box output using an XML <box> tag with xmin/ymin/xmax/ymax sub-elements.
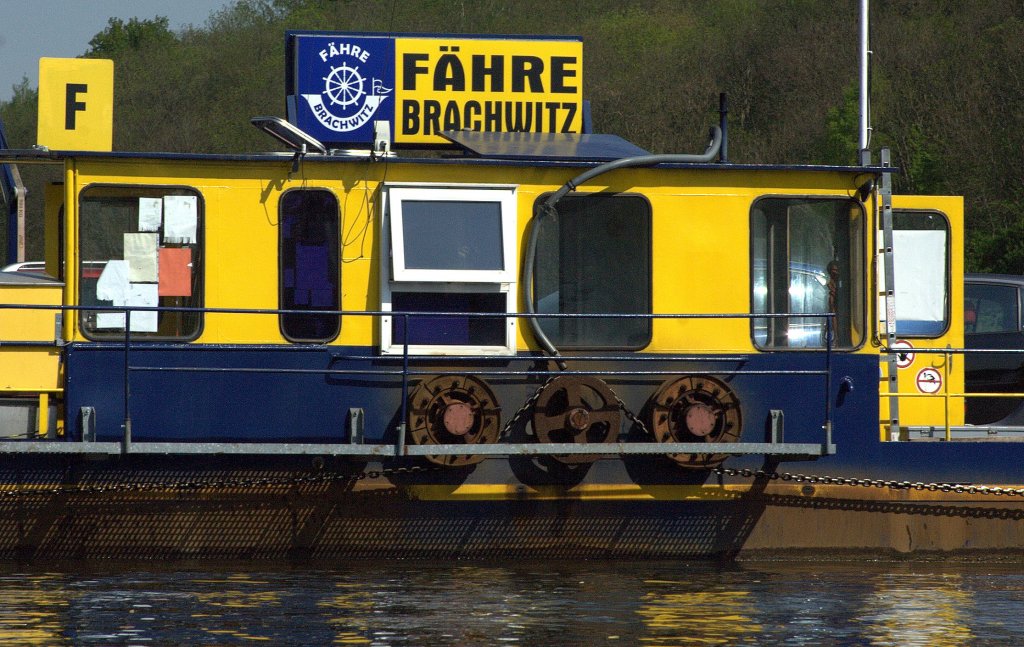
<box><xmin>879</xmin><ymin>195</ymin><xmax>964</xmax><ymax>440</ymax></box>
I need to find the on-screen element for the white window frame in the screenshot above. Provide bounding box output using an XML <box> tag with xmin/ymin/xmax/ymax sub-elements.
<box><xmin>386</xmin><ymin>184</ymin><xmax>517</xmax><ymax>283</ymax></box>
<box><xmin>380</xmin><ymin>183</ymin><xmax>519</xmax><ymax>356</ymax></box>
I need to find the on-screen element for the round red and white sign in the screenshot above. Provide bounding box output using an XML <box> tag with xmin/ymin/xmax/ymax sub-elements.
<box><xmin>891</xmin><ymin>340</ymin><xmax>915</xmax><ymax>369</ymax></box>
<box><xmin>916</xmin><ymin>367</ymin><xmax>942</xmax><ymax>394</ymax></box>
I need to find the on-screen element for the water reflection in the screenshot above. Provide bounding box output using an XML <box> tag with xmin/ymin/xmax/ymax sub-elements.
<box><xmin>861</xmin><ymin>573</ymin><xmax>973</xmax><ymax>646</ymax></box>
<box><xmin>0</xmin><ymin>574</ymin><xmax>66</xmax><ymax>645</ymax></box>
<box><xmin>0</xmin><ymin>561</ymin><xmax>1017</xmax><ymax>644</ymax></box>
<box><xmin>636</xmin><ymin>583</ymin><xmax>761</xmax><ymax>645</ymax></box>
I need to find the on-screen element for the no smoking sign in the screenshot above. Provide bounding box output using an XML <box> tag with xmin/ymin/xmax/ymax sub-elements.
<box><xmin>916</xmin><ymin>367</ymin><xmax>942</xmax><ymax>394</ymax></box>
<box><xmin>891</xmin><ymin>340</ymin><xmax>915</xmax><ymax>369</ymax></box>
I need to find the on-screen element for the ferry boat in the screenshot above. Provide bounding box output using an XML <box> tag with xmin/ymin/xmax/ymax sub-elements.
<box><xmin>0</xmin><ymin>31</ymin><xmax>1020</xmax><ymax>561</ymax></box>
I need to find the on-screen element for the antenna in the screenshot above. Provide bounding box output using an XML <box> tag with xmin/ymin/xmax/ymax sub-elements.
<box><xmin>858</xmin><ymin>0</ymin><xmax>872</xmax><ymax>163</ymax></box>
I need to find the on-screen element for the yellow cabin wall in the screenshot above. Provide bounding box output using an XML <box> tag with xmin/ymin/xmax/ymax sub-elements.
<box><xmin>650</xmin><ymin>193</ymin><xmax>753</xmax><ymax>351</ymax></box>
<box><xmin>65</xmin><ymin>158</ymin><xmax>878</xmax><ymax>358</ymax></box>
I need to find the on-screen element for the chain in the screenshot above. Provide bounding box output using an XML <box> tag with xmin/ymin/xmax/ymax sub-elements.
<box><xmin>500</xmin><ymin>375</ymin><xmax>652</xmax><ymax>440</ymax></box>
<box><xmin>500</xmin><ymin>375</ymin><xmax>557</xmax><ymax>437</ymax></box>
<box><xmin>713</xmin><ymin>466</ymin><xmax>1024</xmax><ymax>498</ymax></box>
<box><xmin>613</xmin><ymin>392</ymin><xmax>652</xmax><ymax>438</ymax></box>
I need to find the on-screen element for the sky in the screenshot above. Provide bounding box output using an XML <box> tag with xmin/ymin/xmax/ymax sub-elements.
<box><xmin>0</xmin><ymin>0</ymin><xmax>235</xmax><ymax>102</ymax></box>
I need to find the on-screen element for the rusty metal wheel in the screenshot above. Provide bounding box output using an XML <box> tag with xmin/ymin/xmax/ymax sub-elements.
<box><xmin>646</xmin><ymin>375</ymin><xmax>741</xmax><ymax>469</ymax></box>
<box><xmin>532</xmin><ymin>375</ymin><xmax>621</xmax><ymax>464</ymax></box>
<box><xmin>407</xmin><ymin>375</ymin><xmax>501</xmax><ymax>467</ymax></box>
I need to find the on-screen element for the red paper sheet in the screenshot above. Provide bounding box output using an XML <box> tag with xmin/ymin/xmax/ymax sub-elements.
<box><xmin>158</xmin><ymin>247</ymin><xmax>192</xmax><ymax>297</ymax></box>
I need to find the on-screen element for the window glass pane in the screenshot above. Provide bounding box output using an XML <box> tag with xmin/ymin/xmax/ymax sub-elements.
<box><xmin>402</xmin><ymin>200</ymin><xmax>503</xmax><ymax>270</ymax></box>
<box><xmin>751</xmin><ymin>198</ymin><xmax>864</xmax><ymax>349</ymax></box>
<box><xmin>280</xmin><ymin>190</ymin><xmax>340</xmax><ymax>342</ymax></box>
<box><xmin>79</xmin><ymin>186</ymin><xmax>202</xmax><ymax>339</ymax></box>
<box><xmin>892</xmin><ymin>210</ymin><xmax>949</xmax><ymax>336</ymax></box>
<box><xmin>965</xmin><ymin>283</ymin><xmax>1018</xmax><ymax>334</ymax></box>
<box><xmin>391</xmin><ymin>292</ymin><xmax>507</xmax><ymax>346</ymax></box>
<box><xmin>533</xmin><ymin>194</ymin><xmax>651</xmax><ymax>348</ymax></box>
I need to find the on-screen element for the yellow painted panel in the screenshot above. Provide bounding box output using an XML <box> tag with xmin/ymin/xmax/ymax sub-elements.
<box><xmin>880</xmin><ymin>195</ymin><xmax>965</xmax><ymax>436</ymax></box>
<box><xmin>0</xmin><ymin>349</ymin><xmax>60</xmax><ymax>391</ymax></box>
<box><xmin>37</xmin><ymin>58</ymin><xmax>113</xmax><ymax>151</ymax></box>
<box><xmin>650</xmin><ymin>193</ymin><xmax>753</xmax><ymax>351</ymax></box>
<box><xmin>0</xmin><ymin>284</ymin><xmax>62</xmax><ymax>391</ymax></box>
<box><xmin>0</xmin><ymin>284</ymin><xmax>62</xmax><ymax>339</ymax></box>
<box><xmin>393</xmin><ymin>37</ymin><xmax>583</xmax><ymax>144</ymax></box>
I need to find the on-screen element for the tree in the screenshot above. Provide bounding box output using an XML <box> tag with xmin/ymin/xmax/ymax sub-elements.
<box><xmin>85</xmin><ymin>17</ymin><xmax>178</xmax><ymax>57</ymax></box>
<box><xmin>2</xmin><ymin>0</ymin><xmax>1023</xmax><ymax>269</ymax></box>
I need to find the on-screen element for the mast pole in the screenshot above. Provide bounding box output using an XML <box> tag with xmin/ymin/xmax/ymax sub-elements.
<box><xmin>859</xmin><ymin>0</ymin><xmax>871</xmax><ymax>159</ymax></box>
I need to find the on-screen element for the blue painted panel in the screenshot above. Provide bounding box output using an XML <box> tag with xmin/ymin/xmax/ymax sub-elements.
<box><xmin>65</xmin><ymin>344</ymin><xmax>875</xmax><ymax>447</ymax></box>
<box><xmin>288</xmin><ymin>33</ymin><xmax>395</xmax><ymax>147</ymax></box>
<box><xmin>65</xmin><ymin>344</ymin><xmax>403</xmax><ymax>443</ymax></box>
<box><xmin>58</xmin><ymin>342</ymin><xmax>1024</xmax><ymax>484</ymax></box>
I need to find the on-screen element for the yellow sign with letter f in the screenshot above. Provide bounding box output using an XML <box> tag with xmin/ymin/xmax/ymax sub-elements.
<box><xmin>37</xmin><ymin>58</ymin><xmax>113</xmax><ymax>151</ymax></box>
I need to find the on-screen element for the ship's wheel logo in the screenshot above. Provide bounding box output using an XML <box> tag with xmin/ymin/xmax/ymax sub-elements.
<box><xmin>302</xmin><ymin>51</ymin><xmax>391</xmax><ymax>134</ymax></box>
<box><xmin>323</xmin><ymin>63</ymin><xmax>365</xmax><ymax>108</ymax></box>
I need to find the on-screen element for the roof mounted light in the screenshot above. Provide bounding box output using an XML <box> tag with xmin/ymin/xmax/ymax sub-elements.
<box><xmin>250</xmin><ymin>116</ymin><xmax>327</xmax><ymax>155</ymax></box>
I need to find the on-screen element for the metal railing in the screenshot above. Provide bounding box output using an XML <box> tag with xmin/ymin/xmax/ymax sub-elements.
<box><xmin>0</xmin><ymin>302</ymin><xmax>840</xmax><ymax>457</ymax></box>
<box><xmin>882</xmin><ymin>345</ymin><xmax>1024</xmax><ymax>441</ymax></box>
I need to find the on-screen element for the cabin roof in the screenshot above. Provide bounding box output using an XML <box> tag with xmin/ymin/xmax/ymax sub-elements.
<box><xmin>439</xmin><ymin>130</ymin><xmax>652</xmax><ymax>161</ymax></box>
<box><xmin>0</xmin><ymin>146</ymin><xmax>896</xmax><ymax>175</ymax></box>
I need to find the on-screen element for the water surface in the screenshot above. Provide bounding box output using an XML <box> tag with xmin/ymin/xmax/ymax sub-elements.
<box><xmin>0</xmin><ymin>559</ymin><xmax>1021</xmax><ymax>645</ymax></box>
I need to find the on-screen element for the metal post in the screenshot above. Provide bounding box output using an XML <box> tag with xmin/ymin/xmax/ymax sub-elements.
<box><xmin>718</xmin><ymin>93</ymin><xmax>729</xmax><ymax>163</ymax></box>
<box><xmin>944</xmin><ymin>348</ymin><xmax>952</xmax><ymax>442</ymax></box>
<box><xmin>123</xmin><ymin>309</ymin><xmax>132</xmax><ymax>453</ymax></box>
<box><xmin>859</xmin><ymin>0</ymin><xmax>871</xmax><ymax>151</ymax></box>
<box><xmin>397</xmin><ymin>313</ymin><xmax>409</xmax><ymax>456</ymax></box>
<box><xmin>13</xmin><ymin>168</ymin><xmax>25</xmax><ymax>263</ymax></box>
<box><xmin>825</xmin><ymin>314</ymin><xmax>833</xmax><ymax>448</ymax></box>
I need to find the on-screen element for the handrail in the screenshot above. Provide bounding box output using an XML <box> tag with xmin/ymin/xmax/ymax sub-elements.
<box><xmin>0</xmin><ymin>300</ymin><xmax>839</xmax><ymax>455</ymax></box>
<box><xmin>880</xmin><ymin>344</ymin><xmax>1024</xmax><ymax>441</ymax></box>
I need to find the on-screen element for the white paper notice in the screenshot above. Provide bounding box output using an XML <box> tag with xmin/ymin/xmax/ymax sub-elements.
<box><xmin>164</xmin><ymin>195</ymin><xmax>197</xmax><ymax>243</ymax></box>
<box><xmin>95</xmin><ymin>312</ymin><xmax>126</xmax><ymax>329</ymax></box>
<box><xmin>138</xmin><ymin>197</ymin><xmax>162</xmax><ymax>232</ymax></box>
<box><xmin>95</xmin><ymin>260</ymin><xmax>129</xmax><ymax>303</ymax></box>
<box><xmin>126</xmin><ymin>283</ymin><xmax>159</xmax><ymax>332</ymax></box>
<box><xmin>95</xmin><ymin>260</ymin><xmax>129</xmax><ymax>328</ymax></box>
<box><xmin>124</xmin><ymin>233</ymin><xmax>159</xmax><ymax>282</ymax></box>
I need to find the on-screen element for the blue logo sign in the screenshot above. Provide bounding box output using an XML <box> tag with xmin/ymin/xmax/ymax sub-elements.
<box><xmin>290</xmin><ymin>34</ymin><xmax>394</xmax><ymax>146</ymax></box>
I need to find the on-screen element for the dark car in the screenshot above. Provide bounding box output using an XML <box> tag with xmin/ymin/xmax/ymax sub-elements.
<box><xmin>965</xmin><ymin>273</ymin><xmax>1024</xmax><ymax>424</ymax></box>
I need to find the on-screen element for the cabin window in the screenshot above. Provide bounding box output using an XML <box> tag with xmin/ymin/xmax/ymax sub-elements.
<box><xmin>380</xmin><ymin>184</ymin><xmax>517</xmax><ymax>355</ymax></box>
<box><xmin>751</xmin><ymin>197</ymin><xmax>865</xmax><ymax>349</ymax></box>
<box><xmin>891</xmin><ymin>210</ymin><xmax>950</xmax><ymax>337</ymax></box>
<box><xmin>532</xmin><ymin>193</ymin><xmax>652</xmax><ymax>348</ymax></box>
<box><xmin>78</xmin><ymin>186</ymin><xmax>202</xmax><ymax>340</ymax></box>
<box><xmin>279</xmin><ymin>189</ymin><xmax>340</xmax><ymax>342</ymax></box>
